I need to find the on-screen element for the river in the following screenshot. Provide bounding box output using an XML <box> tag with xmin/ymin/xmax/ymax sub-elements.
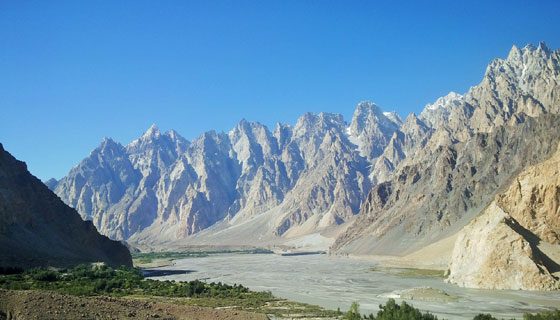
<box><xmin>147</xmin><ymin>253</ymin><xmax>560</xmax><ymax>319</ymax></box>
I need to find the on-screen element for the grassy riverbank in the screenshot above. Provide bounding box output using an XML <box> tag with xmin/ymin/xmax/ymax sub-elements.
<box><xmin>0</xmin><ymin>264</ymin><xmax>339</xmax><ymax>319</ymax></box>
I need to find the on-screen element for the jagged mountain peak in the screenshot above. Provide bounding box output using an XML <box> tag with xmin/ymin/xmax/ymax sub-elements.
<box><xmin>232</xmin><ymin>118</ymin><xmax>269</xmax><ymax>133</ymax></box>
<box><xmin>352</xmin><ymin>101</ymin><xmax>396</xmax><ymax>127</ymax></box>
<box><xmin>143</xmin><ymin>124</ymin><xmax>161</xmax><ymax>138</ymax></box>
<box><xmin>403</xmin><ymin>112</ymin><xmax>420</xmax><ymax>124</ymax></box>
<box><xmin>521</xmin><ymin>41</ymin><xmax>552</xmax><ymax>55</ymax></box>
<box><xmin>350</xmin><ymin>100</ymin><xmax>400</xmax><ymax>130</ymax></box>
<box><xmin>128</xmin><ymin>124</ymin><xmax>188</xmax><ymax>152</ymax></box>
<box><xmin>294</xmin><ymin>112</ymin><xmax>346</xmax><ymax>136</ymax></box>
<box><xmin>345</xmin><ymin>101</ymin><xmax>401</xmax><ymax>160</ymax></box>
<box><xmin>487</xmin><ymin>42</ymin><xmax>558</xmax><ymax>76</ymax></box>
<box><xmin>96</xmin><ymin>137</ymin><xmax>125</xmax><ymax>154</ymax></box>
<box><xmin>354</xmin><ymin>100</ymin><xmax>382</xmax><ymax>114</ymax></box>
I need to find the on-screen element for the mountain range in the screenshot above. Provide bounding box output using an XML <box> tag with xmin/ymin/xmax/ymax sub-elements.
<box><xmin>47</xmin><ymin>42</ymin><xmax>560</xmax><ymax>289</ymax></box>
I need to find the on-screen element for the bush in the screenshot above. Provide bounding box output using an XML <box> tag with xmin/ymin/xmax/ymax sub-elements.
<box><xmin>375</xmin><ymin>299</ymin><xmax>438</xmax><ymax>320</ymax></box>
<box><xmin>27</xmin><ymin>269</ymin><xmax>59</xmax><ymax>282</ymax></box>
<box><xmin>344</xmin><ymin>301</ymin><xmax>362</xmax><ymax>320</ymax></box>
<box><xmin>524</xmin><ymin>310</ymin><xmax>560</xmax><ymax>320</ymax></box>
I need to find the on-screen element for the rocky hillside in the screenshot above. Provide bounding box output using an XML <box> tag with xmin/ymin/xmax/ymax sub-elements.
<box><xmin>0</xmin><ymin>143</ymin><xmax>132</xmax><ymax>268</ymax></box>
<box><xmin>447</xmin><ymin>143</ymin><xmax>560</xmax><ymax>290</ymax></box>
<box><xmin>333</xmin><ymin>42</ymin><xmax>560</xmax><ymax>255</ymax></box>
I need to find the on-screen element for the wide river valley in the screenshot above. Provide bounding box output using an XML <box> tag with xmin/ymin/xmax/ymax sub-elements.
<box><xmin>148</xmin><ymin>253</ymin><xmax>560</xmax><ymax>319</ymax></box>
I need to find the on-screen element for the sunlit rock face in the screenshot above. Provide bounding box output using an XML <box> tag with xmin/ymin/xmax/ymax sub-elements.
<box><xmin>446</xmin><ymin>142</ymin><xmax>560</xmax><ymax>291</ymax></box>
<box><xmin>54</xmin><ymin>108</ymin><xmax>400</xmax><ymax>243</ymax></box>
<box><xmin>333</xmin><ymin>43</ymin><xmax>560</xmax><ymax>256</ymax></box>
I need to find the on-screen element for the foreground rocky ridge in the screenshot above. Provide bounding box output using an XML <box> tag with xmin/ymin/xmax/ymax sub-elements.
<box><xmin>0</xmin><ymin>143</ymin><xmax>132</xmax><ymax>268</ymax></box>
<box><xmin>446</xmin><ymin>143</ymin><xmax>560</xmax><ymax>290</ymax></box>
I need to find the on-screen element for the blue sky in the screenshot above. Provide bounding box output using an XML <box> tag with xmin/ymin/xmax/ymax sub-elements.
<box><xmin>1</xmin><ymin>0</ymin><xmax>559</xmax><ymax>180</ymax></box>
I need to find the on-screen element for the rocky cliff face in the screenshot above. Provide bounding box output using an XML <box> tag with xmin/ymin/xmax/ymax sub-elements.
<box><xmin>446</xmin><ymin>202</ymin><xmax>559</xmax><ymax>290</ymax></box>
<box><xmin>0</xmin><ymin>143</ymin><xmax>132</xmax><ymax>268</ymax></box>
<box><xmin>333</xmin><ymin>43</ymin><xmax>560</xmax><ymax>255</ymax></box>
<box><xmin>447</xmin><ymin>144</ymin><xmax>560</xmax><ymax>290</ymax></box>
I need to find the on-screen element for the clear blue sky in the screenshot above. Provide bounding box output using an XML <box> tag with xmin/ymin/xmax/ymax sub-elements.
<box><xmin>1</xmin><ymin>1</ymin><xmax>559</xmax><ymax>180</ymax></box>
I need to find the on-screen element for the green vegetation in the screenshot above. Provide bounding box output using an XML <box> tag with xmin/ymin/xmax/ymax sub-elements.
<box><xmin>523</xmin><ymin>310</ymin><xmax>560</xmax><ymax>320</ymax></box>
<box><xmin>344</xmin><ymin>301</ymin><xmax>362</xmax><ymax>320</ymax></box>
<box><xmin>132</xmin><ymin>248</ymin><xmax>273</xmax><ymax>265</ymax></box>
<box><xmin>473</xmin><ymin>315</ymin><xmax>500</xmax><ymax>320</ymax></box>
<box><xmin>0</xmin><ymin>264</ymin><xmax>271</xmax><ymax>302</ymax></box>
<box><xmin>344</xmin><ymin>299</ymin><xmax>438</xmax><ymax>320</ymax></box>
<box><xmin>0</xmin><ymin>264</ymin><xmax>338</xmax><ymax>317</ymax></box>
<box><xmin>1</xmin><ymin>265</ymin><xmax>558</xmax><ymax>319</ymax></box>
<box><xmin>472</xmin><ymin>310</ymin><xmax>560</xmax><ymax>320</ymax></box>
<box><xmin>343</xmin><ymin>300</ymin><xmax>560</xmax><ymax>320</ymax></box>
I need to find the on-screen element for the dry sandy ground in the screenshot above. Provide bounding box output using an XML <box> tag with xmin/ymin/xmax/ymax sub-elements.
<box><xmin>0</xmin><ymin>289</ymin><xmax>268</xmax><ymax>320</ymax></box>
<box><xmin>346</xmin><ymin>234</ymin><xmax>458</xmax><ymax>271</ymax></box>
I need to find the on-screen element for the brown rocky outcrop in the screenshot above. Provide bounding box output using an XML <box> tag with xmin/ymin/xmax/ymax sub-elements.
<box><xmin>447</xmin><ymin>145</ymin><xmax>560</xmax><ymax>290</ymax></box>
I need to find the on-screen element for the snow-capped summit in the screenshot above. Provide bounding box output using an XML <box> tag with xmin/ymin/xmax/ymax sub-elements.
<box><xmin>424</xmin><ymin>92</ymin><xmax>463</xmax><ymax>111</ymax></box>
<box><xmin>419</xmin><ymin>92</ymin><xmax>464</xmax><ymax>128</ymax></box>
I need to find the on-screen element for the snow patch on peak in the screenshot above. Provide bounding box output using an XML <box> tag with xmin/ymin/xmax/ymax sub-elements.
<box><xmin>424</xmin><ymin>92</ymin><xmax>463</xmax><ymax>111</ymax></box>
<box><xmin>383</xmin><ymin>111</ymin><xmax>403</xmax><ymax>126</ymax></box>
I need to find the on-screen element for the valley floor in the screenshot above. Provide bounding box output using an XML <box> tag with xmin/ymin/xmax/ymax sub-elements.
<box><xmin>148</xmin><ymin>253</ymin><xmax>560</xmax><ymax>320</ymax></box>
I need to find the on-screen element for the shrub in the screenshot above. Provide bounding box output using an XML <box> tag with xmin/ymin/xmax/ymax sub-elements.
<box><xmin>374</xmin><ymin>299</ymin><xmax>438</xmax><ymax>320</ymax></box>
<box><xmin>344</xmin><ymin>301</ymin><xmax>362</xmax><ymax>320</ymax></box>
<box><xmin>524</xmin><ymin>310</ymin><xmax>560</xmax><ymax>320</ymax></box>
<box><xmin>27</xmin><ymin>269</ymin><xmax>59</xmax><ymax>282</ymax></box>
